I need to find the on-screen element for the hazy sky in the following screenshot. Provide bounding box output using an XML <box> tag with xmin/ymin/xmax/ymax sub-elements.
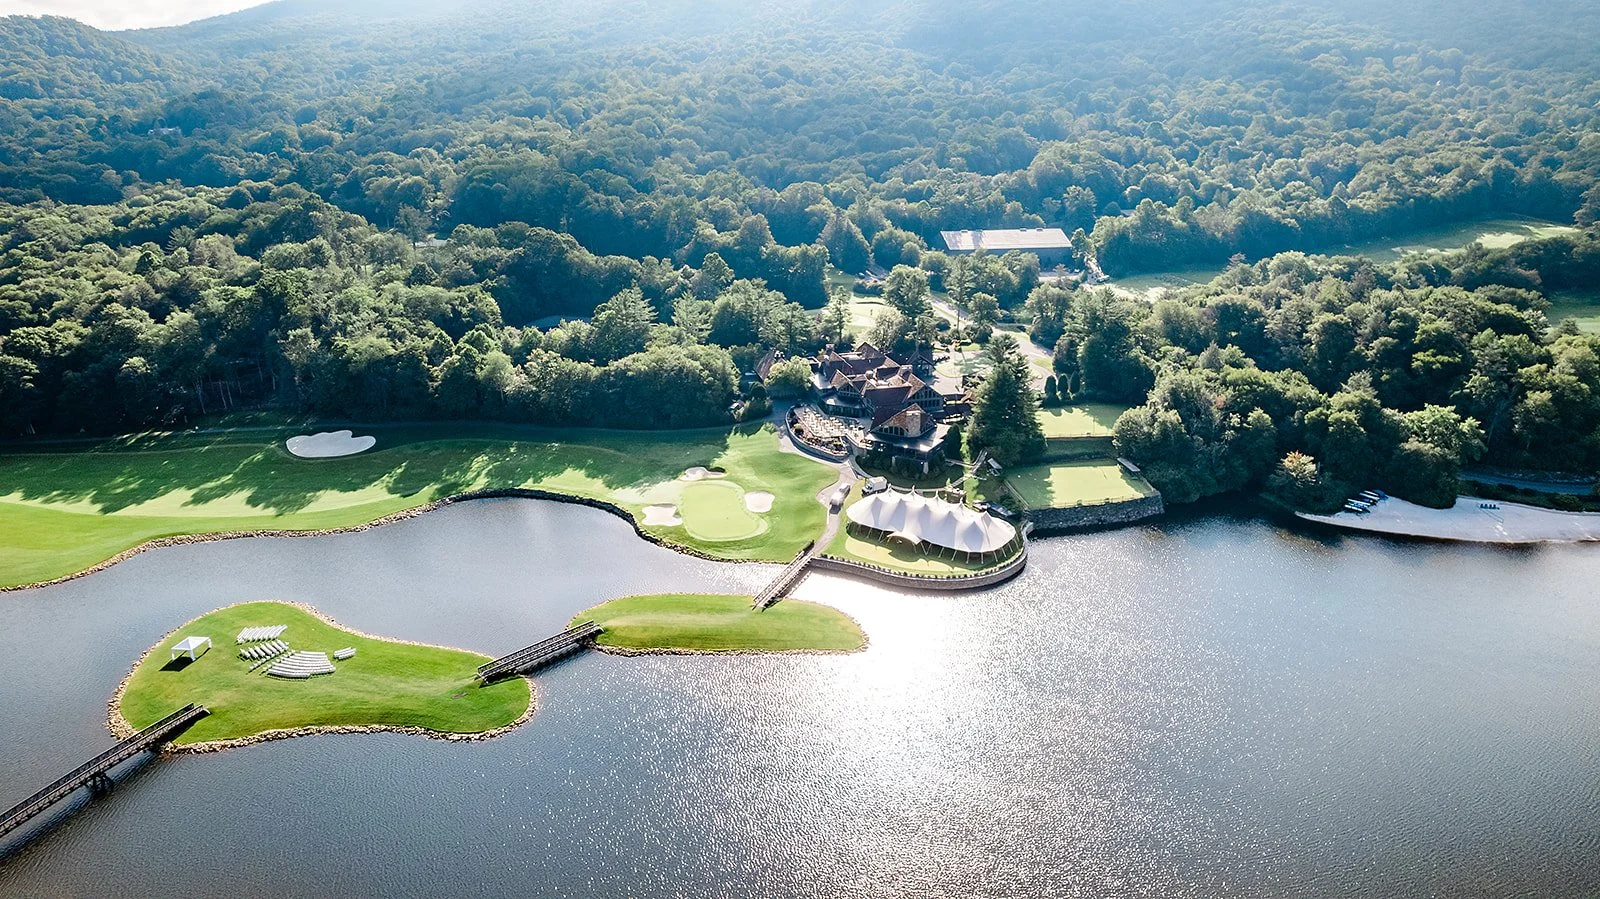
<box><xmin>0</xmin><ymin>1</ymin><xmax>269</xmax><ymax>30</ymax></box>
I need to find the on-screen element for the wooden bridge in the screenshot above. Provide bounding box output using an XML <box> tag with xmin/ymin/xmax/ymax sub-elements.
<box><xmin>476</xmin><ymin>620</ymin><xmax>603</xmax><ymax>683</ymax></box>
<box><xmin>0</xmin><ymin>703</ymin><xmax>209</xmax><ymax>843</ymax></box>
<box><xmin>753</xmin><ymin>540</ymin><xmax>817</xmax><ymax>610</ymax></box>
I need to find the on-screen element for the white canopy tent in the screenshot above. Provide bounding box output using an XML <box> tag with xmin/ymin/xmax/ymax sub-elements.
<box><xmin>846</xmin><ymin>489</ymin><xmax>1018</xmax><ymax>558</ymax></box>
<box><xmin>170</xmin><ymin>636</ymin><xmax>213</xmax><ymax>662</ymax></box>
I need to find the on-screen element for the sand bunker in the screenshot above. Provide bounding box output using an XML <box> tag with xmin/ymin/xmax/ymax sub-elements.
<box><xmin>286</xmin><ymin>430</ymin><xmax>377</xmax><ymax>459</ymax></box>
<box><xmin>680</xmin><ymin>467</ymin><xmax>728</xmax><ymax>482</ymax></box>
<box><xmin>642</xmin><ymin>504</ymin><xmax>684</xmax><ymax>526</ymax></box>
<box><xmin>744</xmin><ymin>491</ymin><xmax>775</xmax><ymax>514</ymax></box>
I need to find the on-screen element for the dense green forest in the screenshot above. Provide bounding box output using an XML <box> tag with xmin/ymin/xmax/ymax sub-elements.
<box><xmin>0</xmin><ymin>0</ymin><xmax>1598</xmax><ymax>504</ymax></box>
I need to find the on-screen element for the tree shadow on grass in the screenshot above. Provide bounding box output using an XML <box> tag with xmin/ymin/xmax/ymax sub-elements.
<box><xmin>0</xmin><ymin>424</ymin><xmax>749</xmax><ymax>518</ymax></box>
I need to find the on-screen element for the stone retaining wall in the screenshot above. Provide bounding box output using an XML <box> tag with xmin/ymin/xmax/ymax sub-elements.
<box><xmin>782</xmin><ymin>415</ymin><xmax>850</xmax><ymax>462</ymax></box>
<box><xmin>811</xmin><ymin>550</ymin><xmax>1027</xmax><ymax>591</ymax></box>
<box><xmin>1026</xmin><ymin>494</ymin><xmax>1166</xmax><ymax>534</ymax></box>
<box><xmin>2</xmin><ymin>486</ymin><xmax>748</xmax><ymax>594</ymax></box>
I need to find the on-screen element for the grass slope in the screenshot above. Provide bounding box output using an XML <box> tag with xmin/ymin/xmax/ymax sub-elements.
<box><xmin>119</xmin><ymin>602</ymin><xmax>530</xmax><ymax>745</ymax></box>
<box><xmin>0</xmin><ymin>422</ymin><xmax>836</xmax><ymax>588</ymax></box>
<box><xmin>579</xmin><ymin>594</ymin><xmax>865</xmax><ymax>652</ymax></box>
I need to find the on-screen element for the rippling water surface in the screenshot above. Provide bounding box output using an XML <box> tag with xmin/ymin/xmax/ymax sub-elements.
<box><xmin>1</xmin><ymin>500</ymin><xmax>1597</xmax><ymax>897</ymax></box>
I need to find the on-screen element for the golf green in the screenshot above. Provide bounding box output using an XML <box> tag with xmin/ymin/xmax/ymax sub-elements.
<box><xmin>0</xmin><ymin>422</ymin><xmax>837</xmax><ymax>589</ymax></box>
<box><xmin>678</xmin><ymin>480</ymin><xmax>767</xmax><ymax>542</ymax></box>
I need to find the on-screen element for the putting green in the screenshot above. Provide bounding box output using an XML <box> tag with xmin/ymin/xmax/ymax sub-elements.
<box><xmin>117</xmin><ymin>601</ymin><xmax>530</xmax><ymax>746</ymax></box>
<box><xmin>0</xmin><ymin>422</ymin><xmax>837</xmax><ymax>589</ymax></box>
<box><xmin>678</xmin><ymin>480</ymin><xmax>767</xmax><ymax>542</ymax></box>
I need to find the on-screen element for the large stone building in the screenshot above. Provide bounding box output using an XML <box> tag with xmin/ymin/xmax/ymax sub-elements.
<box><xmin>810</xmin><ymin>343</ymin><xmax>967</xmax><ymax>474</ymax></box>
<box><xmin>939</xmin><ymin>228</ymin><xmax>1074</xmax><ymax>266</ymax></box>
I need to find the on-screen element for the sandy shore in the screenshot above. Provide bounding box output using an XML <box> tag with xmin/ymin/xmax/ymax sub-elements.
<box><xmin>1298</xmin><ymin>496</ymin><xmax>1600</xmax><ymax>544</ymax></box>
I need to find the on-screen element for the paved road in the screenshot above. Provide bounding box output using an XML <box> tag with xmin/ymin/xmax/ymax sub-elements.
<box><xmin>927</xmin><ymin>295</ymin><xmax>1052</xmax><ymax>388</ymax></box>
<box><xmin>1461</xmin><ymin>471</ymin><xmax>1598</xmax><ymax>496</ymax></box>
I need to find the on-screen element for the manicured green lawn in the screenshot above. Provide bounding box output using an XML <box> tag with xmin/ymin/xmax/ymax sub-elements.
<box><xmin>1038</xmin><ymin>403</ymin><xmax>1130</xmax><ymax>439</ymax></box>
<box><xmin>1546</xmin><ymin>289</ymin><xmax>1600</xmax><ymax>334</ymax></box>
<box><xmin>577</xmin><ymin>594</ymin><xmax>865</xmax><ymax>652</ymax></box>
<box><xmin>678</xmin><ymin>479</ymin><xmax>766</xmax><ymax>542</ymax></box>
<box><xmin>0</xmin><ymin>422</ymin><xmax>837</xmax><ymax>589</ymax></box>
<box><xmin>119</xmin><ymin>602</ymin><xmax>530</xmax><ymax>745</ymax></box>
<box><xmin>847</xmin><ymin>295</ymin><xmax>891</xmax><ymax>332</ymax></box>
<box><xmin>1006</xmin><ymin>459</ymin><xmax>1157</xmax><ymax>509</ymax></box>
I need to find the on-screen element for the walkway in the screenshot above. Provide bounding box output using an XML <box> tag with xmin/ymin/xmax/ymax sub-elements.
<box><xmin>1</xmin><ymin>704</ymin><xmax>209</xmax><ymax>842</ymax></box>
<box><xmin>1461</xmin><ymin>470</ymin><xmax>1598</xmax><ymax>496</ymax></box>
<box><xmin>752</xmin><ymin>468</ymin><xmax>856</xmax><ymax>610</ymax></box>
<box><xmin>927</xmin><ymin>295</ymin><xmax>1052</xmax><ymax>388</ymax></box>
<box><xmin>477</xmin><ymin>621</ymin><xmax>603</xmax><ymax>682</ymax></box>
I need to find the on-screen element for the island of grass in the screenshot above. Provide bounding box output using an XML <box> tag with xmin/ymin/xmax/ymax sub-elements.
<box><xmin>577</xmin><ymin>594</ymin><xmax>865</xmax><ymax>653</ymax></box>
<box><xmin>115</xmin><ymin>602</ymin><xmax>531</xmax><ymax>747</ymax></box>
<box><xmin>0</xmin><ymin>421</ymin><xmax>837</xmax><ymax>590</ymax></box>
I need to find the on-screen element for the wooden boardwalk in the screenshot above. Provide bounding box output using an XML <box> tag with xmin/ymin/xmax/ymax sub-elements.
<box><xmin>476</xmin><ymin>621</ymin><xmax>603</xmax><ymax>682</ymax></box>
<box><xmin>0</xmin><ymin>703</ymin><xmax>209</xmax><ymax>842</ymax></box>
<box><xmin>753</xmin><ymin>540</ymin><xmax>818</xmax><ymax>610</ymax></box>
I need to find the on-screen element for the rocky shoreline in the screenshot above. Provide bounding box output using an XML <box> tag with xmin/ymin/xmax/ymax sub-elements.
<box><xmin>3</xmin><ymin>486</ymin><xmax>773</xmax><ymax>595</ymax></box>
<box><xmin>108</xmin><ymin>600</ymin><xmax>537</xmax><ymax>754</ymax></box>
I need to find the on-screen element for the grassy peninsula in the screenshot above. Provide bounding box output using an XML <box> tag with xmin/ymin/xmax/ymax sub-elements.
<box><xmin>0</xmin><ymin>423</ymin><xmax>835</xmax><ymax>590</ymax></box>
<box><xmin>117</xmin><ymin>602</ymin><xmax>530</xmax><ymax>746</ymax></box>
<box><xmin>577</xmin><ymin>594</ymin><xmax>865</xmax><ymax>653</ymax></box>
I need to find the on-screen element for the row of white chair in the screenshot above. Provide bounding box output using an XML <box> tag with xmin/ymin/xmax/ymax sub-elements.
<box><xmin>237</xmin><ymin>625</ymin><xmax>287</xmax><ymax>643</ymax></box>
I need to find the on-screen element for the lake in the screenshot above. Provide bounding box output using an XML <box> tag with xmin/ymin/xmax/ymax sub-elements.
<box><xmin>1</xmin><ymin>499</ymin><xmax>1598</xmax><ymax>897</ymax></box>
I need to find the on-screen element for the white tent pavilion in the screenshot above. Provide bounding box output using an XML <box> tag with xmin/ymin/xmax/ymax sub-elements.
<box><xmin>845</xmin><ymin>488</ymin><xmax>1020</xmax><ymax>562</ymax></box>
<box><xmin>170</xmin><ymin>636</ymin><xmax>213</xmax><ymax>662</ymax></box>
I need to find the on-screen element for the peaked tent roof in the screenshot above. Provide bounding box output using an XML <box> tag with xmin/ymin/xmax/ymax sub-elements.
<box><xmin>846</xmin><ymin>490</ymin><xmax>1016</xmax><ymax>554</ymax></box>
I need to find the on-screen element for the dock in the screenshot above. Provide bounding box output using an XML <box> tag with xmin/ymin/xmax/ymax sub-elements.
<box><xmin>0</xmin><ymin>703</ymin><xmax>208</xmax><ymax>842</ymax></box>
<box><xmin>476</xmin><ymin>621</ymin><xmax>603</xmax><ymax>682</ymax></box>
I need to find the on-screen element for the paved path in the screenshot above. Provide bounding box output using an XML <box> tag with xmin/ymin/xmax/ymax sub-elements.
<box><xmin>927</xmin><ymin>296</ymin><xmax>1052</xmax><ymax>388</ymax></box>
<box><xmin>1299</xmin><ymin>496</ymin><xmax>1600</xmax><ymax>544</ymax></box>
<box><xmin>815</xmin><ymin>468</ymin><xmax>856</xmax><ymax>550</ymax></box>
<box><xmin>1461</xmin><ymin>471</ymin><xmax>1598</xmax><ymax>496</ymax></box>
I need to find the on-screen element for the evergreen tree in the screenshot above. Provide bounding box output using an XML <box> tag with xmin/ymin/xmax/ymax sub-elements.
<box><xmin>967</xmin><ymin>333</ymin><xmax>1045</xmax><ymax>467</ymax></box>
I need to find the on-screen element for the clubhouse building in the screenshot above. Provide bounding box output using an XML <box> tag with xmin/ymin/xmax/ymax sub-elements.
<box><xmin>808</xmin><ymin>342</ymin><xmax>969</xmax><ymax>475</ymax></box>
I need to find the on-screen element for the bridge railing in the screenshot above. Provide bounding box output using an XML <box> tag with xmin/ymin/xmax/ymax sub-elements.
<box><xmin>477</xmin><ymin>621</ymin><xmax>602</xmax><ymax>682</ymax></box>
<box><xmin>1</xmin><ymin>703</ymin><xmax>207</xmax><ymax>840</ymax></box>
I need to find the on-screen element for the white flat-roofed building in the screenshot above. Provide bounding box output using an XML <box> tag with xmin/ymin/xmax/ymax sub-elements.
<box><xmin>940</xmin><ymin>228</ymin><xmax>1073</xmax><ymax>263</ymax></box>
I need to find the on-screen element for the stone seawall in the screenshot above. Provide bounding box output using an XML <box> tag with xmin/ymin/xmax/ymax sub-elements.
<box><xmin>2</xmin><ymin>486</ymin><xmax>749</xmax><ymax>594</ymax></box>
<box><xmin>1027</xmin><ymin>494</ymin><xmax>1166</xmax><ymax>534</ymax></box>
<box><xmin>811</xmin><ymin>551</ymin><xmax>1027</xmax><ymax>591</ymax></box>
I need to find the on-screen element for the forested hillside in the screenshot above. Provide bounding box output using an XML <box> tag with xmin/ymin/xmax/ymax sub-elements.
<box><xmin>1</xmin><ymin>0</ymin><xmax>1598</xmax><ymax>504</ymax></box>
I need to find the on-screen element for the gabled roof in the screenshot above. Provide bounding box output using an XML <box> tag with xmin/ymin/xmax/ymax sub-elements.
<box><xmin>754</xmin><ymin>348</ymin><xmax>780</xmax><ymax>381</ymax></box>
<box><xmin>873</xmin><ymin>403</ymin><xmax>932</xmax><ymax>435</ymax></box>
<box><xmin>846</xmin><ymin>489</ymin><xmax>1017</xmax><ymax>554</ymax></box>
<box><xmin>940</xmin><ymin>228</ymin><xmax>1073</xmax><ymax>252</ymax></box>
